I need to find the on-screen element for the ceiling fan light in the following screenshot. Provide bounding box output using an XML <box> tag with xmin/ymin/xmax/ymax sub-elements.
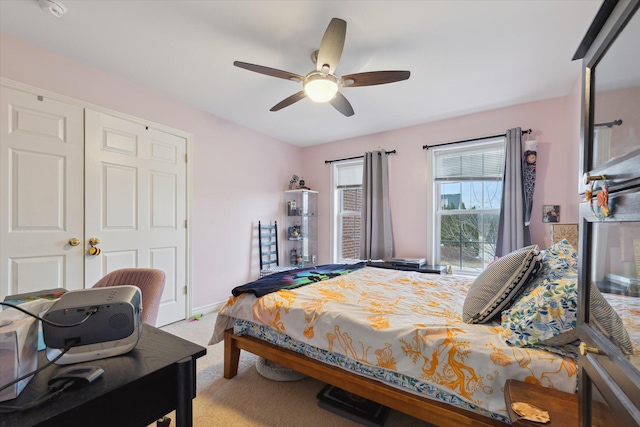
<box><xmin>304</xmin><ymin>73</ymin><xmax>338</xmax><ymax>103</ymax></box>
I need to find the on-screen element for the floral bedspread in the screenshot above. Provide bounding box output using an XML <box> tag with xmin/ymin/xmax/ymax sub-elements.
<box><xmin>211</xmin><ymin>266</ymin><xmax>577</xmax><ymax>420</ymax></box>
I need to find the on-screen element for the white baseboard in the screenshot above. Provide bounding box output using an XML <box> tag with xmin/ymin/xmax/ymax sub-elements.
<box><xmin>191</xmin><ymin>300</ymin><xmax>227</xmax><ymax>316</ymax></box>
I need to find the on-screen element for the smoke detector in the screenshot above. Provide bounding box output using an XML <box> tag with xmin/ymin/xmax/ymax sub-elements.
<box><xmin>38</xmin><ymin>0</ymin><xmax>66</xmax><ymax>18</ymax></box>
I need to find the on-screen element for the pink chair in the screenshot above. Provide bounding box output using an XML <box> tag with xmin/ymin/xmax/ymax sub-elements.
<box><xmin>92</xmin><ymin>268</ymin><xmax>166</xmax><ymax>326</ymax></box>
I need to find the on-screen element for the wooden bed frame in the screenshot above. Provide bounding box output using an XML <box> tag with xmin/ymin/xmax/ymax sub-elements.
<box><xmin>224</xmin><ymin>328</ymin><xmax>508</xmax><ymax>427</ymax></box>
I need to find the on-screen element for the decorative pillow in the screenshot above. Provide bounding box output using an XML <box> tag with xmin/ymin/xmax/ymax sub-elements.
<box><xmin>590</xmin><ymin>284</ymin><xmax>634</xmax><ymax>355</ymax></box>
<box><xmin>462</xmin><ymin>245</ymin><xmax>542</xmax><ymax>324</ymax></box>
<box><xmin>501</xmin><ymin>269</ymin><xmax>578</xmax><ymax>348</ymax></box>
<box><xmin>501</xmin><ymin>275</ymin><xmax>634</xmax><ymax>356</ymax></box>
<box><xmin>515</xmin><ymin>239</ymin><xmax>578</xmax><ymax>297</ymax></box>
<box><xmin>542</xmin><ymin>239</ymin><xmax>578</xmax><ymax>270</ymax></box>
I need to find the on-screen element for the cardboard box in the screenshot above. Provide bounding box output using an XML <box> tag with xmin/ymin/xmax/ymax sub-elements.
<box><xmin>0</xmin><ymin>315</ymin><xmax>38</xmax><ymax>402</ymax></box>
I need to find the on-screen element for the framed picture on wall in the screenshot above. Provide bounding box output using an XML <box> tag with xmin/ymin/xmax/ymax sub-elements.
<box><xmin>550</xmin><ymin>223</ymin><xmax>578</xmax><ymax>248</ymax></box>
<box><xmin>542</xmin><ymin>205</ymin><xmax>560</xmax><ymax>223</ymax></box>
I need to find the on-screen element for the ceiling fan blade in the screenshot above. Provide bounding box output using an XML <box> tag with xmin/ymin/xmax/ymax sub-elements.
<box><xmin>270</xmin><ymin>91</ymin><xmax>307</xmax><ymax>112</ymax></box>
<box><xmin>329</xmin><ymin>92</ymin><xmax>354</xmax><ymax>117</ymax></box>
<box><xmin>316</xmin><ymin>18</ymin><xmax>346</xmax><ymax>74</ymax></box>
<box><xmin>234</xmin><ymin>61</ymin><xmax>304</xmax><ymax>82</ymax></box>
<box><xmin>341</xmin><ymin>71</ymin><xmax>410</xmax><ymax>87</ymax></box>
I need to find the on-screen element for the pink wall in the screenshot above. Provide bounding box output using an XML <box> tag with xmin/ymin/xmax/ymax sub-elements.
<box><xmin>303</xmin><ymin>89</ymin><xmax>584</xmax><ymax>264</ymax></box>
<box><xmin>0</xmin><ymin>34</ymin><xmax>302</xmax><ymax>310</ymax></box>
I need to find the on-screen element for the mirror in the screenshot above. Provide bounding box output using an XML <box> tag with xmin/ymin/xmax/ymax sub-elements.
<box><xmin>589</xmin><ymin>220</ymin><xmax>640</xmax><ymax>374</ymax></box>
<box><xmin>588</xmin><ymin>1</ymin><xmax>640</xmax><ymax>376</ymax></box>
<box><xmin>577</xmin><ymin>3</ymin><xmax>640</xmax><ymax>426</ymax></box>
<box><xmin>592</xmin><ymin>7</ymin><xmax>640</xmax><ymax>168</ymax></box>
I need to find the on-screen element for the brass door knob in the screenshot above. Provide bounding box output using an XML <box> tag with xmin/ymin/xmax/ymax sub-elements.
<box><xmin>68</xmin><ymin>238</ymin><xmax>80</xmax><ymax>246</ymax></box>
<box><xmin>87</xmin><ymin>237</ymin><xmax>101</xmax><ymax>255</ymax></box>
<box><xmin>579</xmin><ymin>342</ymin><xmax>601</xmax><ymax>355</ymax></box>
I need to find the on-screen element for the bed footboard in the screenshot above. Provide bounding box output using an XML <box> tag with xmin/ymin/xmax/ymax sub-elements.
<box><xmin>222</xmin><ymin>328</ymin><xmax>507</xmax><ymax>427</ymax></box>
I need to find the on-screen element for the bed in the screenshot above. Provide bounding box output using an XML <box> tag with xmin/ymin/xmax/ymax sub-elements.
<box><xmin>209</xmin><ymin>242</ymin><xmax>640</xmax><ymax>426</ymax></box>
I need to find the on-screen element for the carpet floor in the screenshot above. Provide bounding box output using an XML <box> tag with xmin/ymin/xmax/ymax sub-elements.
<box><xmin>158</xmin><ymin>313</ymin><xmax>436</xmax><ymax>427</ymax></box>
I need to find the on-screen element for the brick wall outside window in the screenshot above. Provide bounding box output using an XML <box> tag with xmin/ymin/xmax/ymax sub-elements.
<box><xmin>340</xmin><ymin>188</ymin><xmax>362</xmax><ymax>260</ymax></box>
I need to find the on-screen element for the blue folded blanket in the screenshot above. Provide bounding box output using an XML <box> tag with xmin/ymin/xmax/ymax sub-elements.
<box><xmin>232</xmin><ymin>262</ymin><xmax>366</xmax><ymax>297</ymax></box>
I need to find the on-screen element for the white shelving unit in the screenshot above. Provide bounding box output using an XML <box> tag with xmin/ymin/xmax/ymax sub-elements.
<box><xmin>284</xmin><ymin>189</ymin><xmax>318</xmax><ymax>268</ymax></box>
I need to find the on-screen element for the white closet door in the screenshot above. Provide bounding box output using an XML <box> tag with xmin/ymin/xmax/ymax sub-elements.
<box><xmin>84</xmin><ymin>109</ymin><xmax>187</xmax><ymax>326</ymax></box>
<box><xmin>0</xmin><ymin>86</ymin><xmax>85</xmax><ymax>298</ymax></box>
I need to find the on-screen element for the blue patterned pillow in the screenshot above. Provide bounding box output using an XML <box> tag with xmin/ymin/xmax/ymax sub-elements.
<box><xmin>502</xmin><ymin>239</ymin><xmax>578</xmax><ymax>347</ymax></box>
<box><xmin>501</xmin><ymin>268</ymin><xmax>634</xmax><ymax>355</ymax></box>
<box><xmin>518</xmin><ymin>239</ymin><xmax>578</xmax><ymax>295</ymax></box>
<box><xmin>501</xmin><ymin>268</ymin><xmax>578</xmax><ymax>347</ymax></box>
<box><xmin>538</xmin><ymin>239</ymin><xmax>577</xmax><ymax>277</ymax></box>
<box><xmin>543</xmin><ymin>239</ymin><xmax>578</xmax><ymax>269</ymax></box>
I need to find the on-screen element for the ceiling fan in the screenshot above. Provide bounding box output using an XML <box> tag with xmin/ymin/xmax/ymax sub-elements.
<box><xmin>234</xmin><ymin>18</ymin><xmax>410</xmax><ymax>117</ymax></box>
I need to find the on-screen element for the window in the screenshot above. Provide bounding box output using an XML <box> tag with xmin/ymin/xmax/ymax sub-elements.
<box><xmin>331</xmin><ymin>160</ymin><xmax>363</xmax><ymax>262</ymax></box>
<box><xmin>431</xmin><ymin>138</ymin><xmax>505</xmax><ymax>273</ymax></box>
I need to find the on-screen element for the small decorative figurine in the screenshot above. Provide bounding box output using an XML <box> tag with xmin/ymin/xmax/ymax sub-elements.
<box><xmin>298</xmin><ymin>177</ymin><xmax>310</xmax><ymax>190</ymax></box>
<box><xmin>288</xmin><ymin>225</ymin><xmax>301</xmax><ymax>239</ymax></box>
<box><xmin>289</xmin><ymin>175</ymin><xmax>299</xmax><ymax>190</ymax></box>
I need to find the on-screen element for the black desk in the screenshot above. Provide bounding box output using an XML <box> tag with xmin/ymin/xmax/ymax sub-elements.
<box><xmin>366</xmin><ymin>261</ymin><xmax>447</xmax><ymax>274</ymax></box>
<box><xmin>1</xmin><ymin>325</ymin><xmax>206</xmax><ymax>427</ymax></box>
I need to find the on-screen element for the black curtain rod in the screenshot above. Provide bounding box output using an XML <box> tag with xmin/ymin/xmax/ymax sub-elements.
<box><xmin>422</xmin><ymin>129</ymin><xmax>531</xmax><ymax>150</ymax></box>
<box><xmin>595</xmin><ymin>119</ymin><xmax>622</xmax><ymax>128</ymax></box>
<box><xmin>324</xmin><ymin>149</ymin><xmax>397</xmax><ymax>164</ymax></box>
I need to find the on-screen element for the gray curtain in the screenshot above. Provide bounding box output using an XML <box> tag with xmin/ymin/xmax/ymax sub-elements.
<box><xmin>495</xmin><ymin>128</ymin><xmax>532</xmax><ymax>257</ymax></box>
<box><xmin>360</xmin><ymin>150</ymin><xmax>394</xmax><ymax>260</ymax></box>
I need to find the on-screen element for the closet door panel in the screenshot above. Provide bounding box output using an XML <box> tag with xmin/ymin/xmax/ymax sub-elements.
<box><xmin>0</xmin><ymin>86</ymin><xmax>84</xmax><ymax>298</ymax></box>
<box><xmin>84</xmin><ymin>109</ymin><xmax>187</xmax><ymax>326</ymax></box>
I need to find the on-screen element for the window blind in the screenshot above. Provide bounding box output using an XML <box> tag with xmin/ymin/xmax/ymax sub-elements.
<box><xmin>434</xmin><ymin>139</ymin><xmax>504</xmax><ymax>181</ymax></box>
<box><xmin>336</xmin><ymin>162</ymin><xmax>363</xmax><ymax>188</ymax></box>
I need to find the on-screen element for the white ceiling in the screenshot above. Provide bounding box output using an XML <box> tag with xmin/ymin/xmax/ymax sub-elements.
<box><xmin>0</xmin><ymin>0</ymin><xmax>601</xmax><ymax>147</ymax></box>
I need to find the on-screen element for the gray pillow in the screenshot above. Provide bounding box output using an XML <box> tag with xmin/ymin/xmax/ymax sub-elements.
<box><xmin>589</xmin><ymin>284</ymin><xmax>633</xmax><ymax>355</ymax></box>
<box><xmin>463</xmin><ymin>245</ymin><xmax>542</xmax><ymax>324</ymax></box>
